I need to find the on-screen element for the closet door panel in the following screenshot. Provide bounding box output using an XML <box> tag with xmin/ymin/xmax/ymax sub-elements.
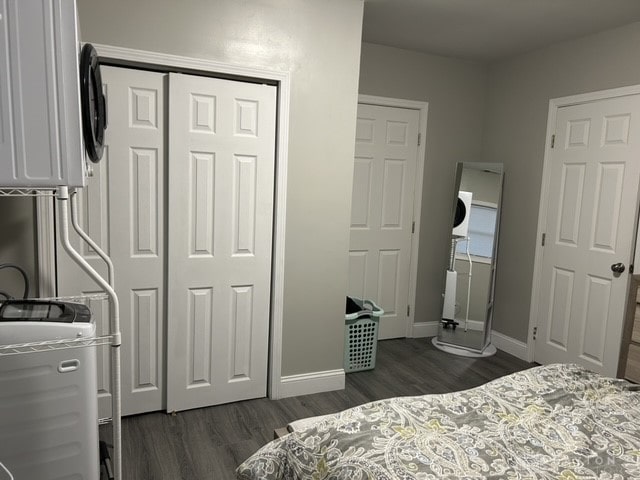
<box><xmin>167</xmin><ymin>73</ymin><xmax>276</xmax><ymax>412</ymax></box>
<box><xmin>56</xmin><ymin>66</ymin><xmax>166</xmax><ymax>417</ymax></box>
<box><xmin>104</xmin><ymin>67</ymin><xmax>166</xmax><ymax>416</ymax></box>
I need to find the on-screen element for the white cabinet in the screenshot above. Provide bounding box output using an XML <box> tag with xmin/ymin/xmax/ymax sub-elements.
<box><xmin>0</xmin><ymin>0</ymin><xmax>86</xmax><ymax>188</ymax></box>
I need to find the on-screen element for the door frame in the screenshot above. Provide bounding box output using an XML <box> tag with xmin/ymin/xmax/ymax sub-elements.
<box><xmin>357</xmin><ymin>94</ymin><xmax>428</xmax><ymax>337</ymax></box>
<box><xmin>527</xmin><ymin>84</ymin><xmax>640</xmax><ymax>363</ymax></box>
<box><xmin>36</xmin><ymin>44</ymin><xmax>291</xmax><ymax>400</ymax></box>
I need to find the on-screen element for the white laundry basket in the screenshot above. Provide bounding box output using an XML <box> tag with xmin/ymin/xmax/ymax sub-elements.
<box><xmin>344</xmin><ymin>297</ymin><xmax>384</xmax><ymax>373</ymax></box>
<box><xmin>0</xmin><ymin>303</ymin><xmax>99</xmax><ymax>480</ymax></box>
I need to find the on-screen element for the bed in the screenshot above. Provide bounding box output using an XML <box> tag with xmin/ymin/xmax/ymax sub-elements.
<box><xmin>236</xmin><ymin>364</ymin><xmax>640</xmax><ymax>479</ymax></box>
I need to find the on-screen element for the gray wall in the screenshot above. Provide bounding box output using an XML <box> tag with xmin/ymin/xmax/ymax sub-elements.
<box><xmin>76</xmin><ymin>0</ymin><xmax>364</xmax><ymax>376</ymax></box>
<box><xmin>0</xmin><ymin>197</ymin><xmax>37</xmax><ymax>298</ymax></box>
<box><xmin>459</xmin><ymin>167</ymin><xmax>501</xmax><ymax>205</ymax></box>
<box><xmin>358</xmin><ymin>42</ymin><xmax>489</xmax><ymax>326</ymax></box>
<box><xmin>484</xmin><ymin>22</ymin><xmax>640</xmax><ymax>342</ymax></box>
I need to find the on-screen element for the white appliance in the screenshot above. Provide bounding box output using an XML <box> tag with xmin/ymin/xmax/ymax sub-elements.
<box><xmin>0</xmin><ymin>311</ymin><xmax>99</xmax><ymax>480</ymax></box>
<box><xmin>0</xmin><ymin>0</ymin><xmax>107</xmax><ymax>188</ymax></box>
<box><xmin>452</xmin><ymin>190</ymin><xmax>472</xmax><ymax>238</ymax></box>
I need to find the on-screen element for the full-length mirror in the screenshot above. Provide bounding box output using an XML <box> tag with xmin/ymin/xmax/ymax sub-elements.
<box><xmin>434</xmin><ymin>162</ymin><xmax>504</xmax><ymax>356</ymax></box>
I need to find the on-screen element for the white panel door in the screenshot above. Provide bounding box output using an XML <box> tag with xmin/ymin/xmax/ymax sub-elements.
<box><xmin>57</xmin><ymin>66</ymin><xmax>166</xmax><ymax>416</ymax></box>
<box><xmin>535</xmin><ymin>94</ymin><xmax>640</xmax><ymax>376</ymax></box>
<box><xmin>349</xmin><ymin>104</ymin><xmax>419</xmax><ymax>339</ymax></box>
<box><xmin>166</xmin><ymin>73</ymin><xmax>276</xmax><ymax>412</ymax></box>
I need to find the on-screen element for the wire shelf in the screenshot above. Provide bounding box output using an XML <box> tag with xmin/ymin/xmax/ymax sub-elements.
<box><xmin>0</xmin><ymin>294</ymin><xmax>113</xmax><ymax>356</ymax></box>
<box><xmin>0</xmin><ymin>188</ymin><xmax>56</xmax><ymax>197</ymax></box>
<box><xmin>0</xmin><ymin>334</ymin><xmax>116</xmax><ymax>356</ymax></box>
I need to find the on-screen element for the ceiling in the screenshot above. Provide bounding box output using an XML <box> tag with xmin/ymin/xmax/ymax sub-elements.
<box><xmin>362</xmin><ymin>0</ymin><xmax>640</xmax><ymax>61</ymax></box>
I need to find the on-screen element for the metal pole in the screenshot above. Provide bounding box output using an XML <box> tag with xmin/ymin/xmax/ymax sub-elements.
<box><xmin>464</xmin><ymin>237</ymin><xmax>472</xmax><ymax>332</ymax></box>
<box><xmin>56</xmin><ymin>186</ymin><xmax>122</xmax><ymax>480</ymax></box>
<box><xmin>69</xmin><ymin>189</ymin><xmax>115</xmax><ymax>287</ymax></box>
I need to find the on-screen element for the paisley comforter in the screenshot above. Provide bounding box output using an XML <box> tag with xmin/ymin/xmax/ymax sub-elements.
<box><xmin>236</xmin><ymin>364</ymin><xmax>640</xmax><ymax>479</ymax></box>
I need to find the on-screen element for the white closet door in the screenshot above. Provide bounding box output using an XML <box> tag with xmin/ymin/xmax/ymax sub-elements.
<box><xmin>166</xmin><ymin>73</ymin><xmax>276</xmax><ymax>412</ymax></box>
<box><xmin>349</xmin><ymin>104</ymin><xmax>419</xmax><ymax>339</ymax></box>
<box><xmin>57</xmin><ymin>66</ymin><xmax>166</xmax><ymax>416</ymax></box>
<box><xmin>104</xmin><ymin>67</ymin><xmax>166</xmax><ymax>415</ymax></box>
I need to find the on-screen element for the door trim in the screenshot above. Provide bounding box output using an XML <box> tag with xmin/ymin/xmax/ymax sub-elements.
<box><xmin>357</xmin><ymin>94</ymin><xmax>428</xmax><ymax>337</ymax></box>
<box><xmin>36</xmin><ymin>44</ymin><xmax>291</xmax><ymax>401</ymax></box>
<box><xmin>528</xmin><ymin>84</ymin><xmax>640</xmax><ymax>363</ymax></box>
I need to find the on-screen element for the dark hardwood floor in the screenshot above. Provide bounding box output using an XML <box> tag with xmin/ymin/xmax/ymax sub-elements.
<box><xmin>102</xmin><ymin>337</ymin><xmax>533</xmax><ymax>479</ymax></box>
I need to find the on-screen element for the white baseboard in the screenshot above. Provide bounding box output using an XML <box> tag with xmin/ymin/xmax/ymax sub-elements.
<box><xmin>491</xmin><ymin>330</ymin><xmax>529</xmax><ymax>361</ymax></box>
<box><xmin>464</xmin><ymin>319</ymin><xmax>485</xmax><ymax>331</ymax></box>
<box><xmin>411</xmin><ymin>321</ymin><xmax>439</xmax><ymax>338</ymax></box>
<box><xmin>277</xmin><ymin>368</ymin><xmax>345</xmax><ymax>399</ymax></box>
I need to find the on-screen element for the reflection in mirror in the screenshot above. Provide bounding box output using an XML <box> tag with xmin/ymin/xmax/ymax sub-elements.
<box><xmin>433</xmin><ymin>162</ymin><xmax>504</xmax><ymax>357</ymax></box>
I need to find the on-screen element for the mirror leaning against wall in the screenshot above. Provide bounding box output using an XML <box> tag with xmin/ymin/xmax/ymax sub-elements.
<box><xmin>433</xmin><ymin>162</ymin><xmax>504</xmax><ymax>357</ymax></box>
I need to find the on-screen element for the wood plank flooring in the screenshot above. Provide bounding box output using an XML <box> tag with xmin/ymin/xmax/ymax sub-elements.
<box><xmin>102</xmin><ymin>338</ymin><xmax>533</xmax><ymax>479</ymax></box>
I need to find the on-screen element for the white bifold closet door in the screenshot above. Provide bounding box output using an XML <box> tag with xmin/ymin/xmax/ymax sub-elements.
<box><xmin>56</xmin><ymin>66</ymin><xmax>166</xmax><ymax>417</ymax></box>
<box><xmin>166</xmin><ymin>73</ymin><xmax>276</xmax><ymax>412</ymax></box>
<box><xmin>56</xmin><ymin>67</ymin><xmax>276</xmax><ymax>416</ymax></box>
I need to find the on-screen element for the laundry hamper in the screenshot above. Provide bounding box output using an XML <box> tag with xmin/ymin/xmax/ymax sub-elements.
<box><xmin>344</xmin><ymin>297</ymin><xmax>384</xmax><ymax>373</ymax></box>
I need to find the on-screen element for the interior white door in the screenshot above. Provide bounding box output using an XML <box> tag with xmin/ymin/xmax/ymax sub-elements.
<box><xmin>535</xmin><ymin>94</ymin><xmax>640</xmax><ymax>376</ymax></box>
<box><xmin>166</xmin><ymin>73</ymin><xmax>276</xmax><ymax>412</ymax></box>
<box><xmin>349</xmin><ymin>104</ymin><xmax>419</xmax><ymax>339</ymax></box>
<box><xmin>56</xmin><ymin>66</ymin><xmax>166</xmax><ymax>417</ymax></box>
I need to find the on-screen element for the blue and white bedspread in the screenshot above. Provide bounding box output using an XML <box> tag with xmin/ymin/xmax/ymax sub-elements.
<box><xmin>236</xmin><ymin>364</ymin><xmax>640</xmax><ymax>479</ymax></box>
